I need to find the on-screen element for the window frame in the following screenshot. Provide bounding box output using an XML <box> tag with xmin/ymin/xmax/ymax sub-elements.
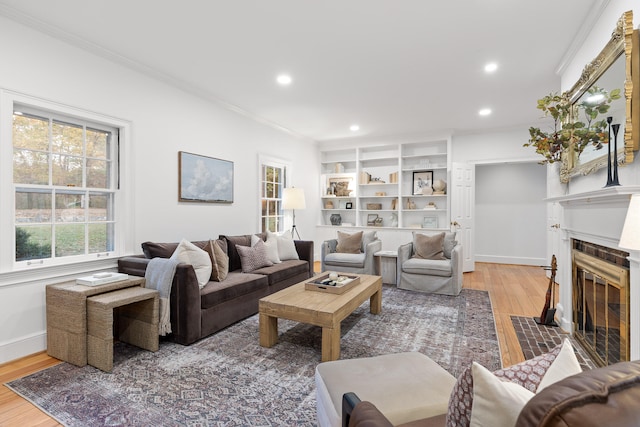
<box><xmin>257</xmin><ymin>154</ymin><xmax>291</xmax><ymax>233</ymax></box>
<box><xmin>0</xmin><ymin>90</ymin><xmax>134</xmax><ymax>284</ymax></box>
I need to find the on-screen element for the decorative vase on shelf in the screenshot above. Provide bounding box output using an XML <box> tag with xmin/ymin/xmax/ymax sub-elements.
<box><xmin>432</xmin><ymin>179</ymin><xmax>447</xmax><ymax>195</ymax></box>
<box><xmin>330</xmin><ymin>214</ymin><xmax>342</xmax><ymax>226</ymax></box>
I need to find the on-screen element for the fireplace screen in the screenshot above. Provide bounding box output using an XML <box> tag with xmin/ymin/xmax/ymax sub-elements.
<box><xmin>573</xmin><ymin>249</ymin><xmax>629</xmax><ymax>366</ymax></box>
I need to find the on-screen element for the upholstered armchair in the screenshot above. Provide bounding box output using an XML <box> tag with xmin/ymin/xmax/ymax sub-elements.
<box><xmin>397</xmin><ymin>231</ymin><xmax>462</xmax><ymax>296</ymax></box>
<box><xmin>321</xmin><ymin>230</ymin><xmax>382</xmax><ymax>275</ymax></box>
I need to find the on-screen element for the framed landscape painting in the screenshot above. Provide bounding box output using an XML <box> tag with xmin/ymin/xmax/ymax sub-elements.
<box><xmin>178</xmin><ymin>151</ymin><xmax>233</xmax><ymax>203</ymax></box>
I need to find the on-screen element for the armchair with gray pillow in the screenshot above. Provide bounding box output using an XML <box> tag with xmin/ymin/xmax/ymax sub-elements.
<box><xmin>321</xmin><ymin>230</ymin><xmax>382</xmax><ymax>275</ymax></box>
<box><xmin>397</xmin><ymin>231</ymin><xmax>462</xmax><ymax>296</ymax></box>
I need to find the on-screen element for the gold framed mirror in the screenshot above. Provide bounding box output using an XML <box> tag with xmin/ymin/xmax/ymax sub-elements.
<box><xmin>560</xmin><ymin>11</ymin><xmax>638</xmax><ymax>183</ymax></box>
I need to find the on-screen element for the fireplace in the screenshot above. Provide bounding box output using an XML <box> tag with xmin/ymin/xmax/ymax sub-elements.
<box><xmin>572</xmin><ymin>240</ymin><xmax>630</xmax><ymax>366</ymax></box>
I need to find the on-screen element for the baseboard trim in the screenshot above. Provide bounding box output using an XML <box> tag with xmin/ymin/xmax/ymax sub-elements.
<box><xmin>475</xmin><ymin>255</ymin><xmax>545</xmax><ymax>266</ymax></box>
<box><xmin>0</xmin><ymin>331</ymin><xmax>46</xmax><ymax>365</ymax></box>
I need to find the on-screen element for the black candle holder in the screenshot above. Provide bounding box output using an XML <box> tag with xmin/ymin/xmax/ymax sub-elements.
<box><xmin>604</xmin><ymin>117</ymin><xmax>621</xmax><ymax>187</ymax></box>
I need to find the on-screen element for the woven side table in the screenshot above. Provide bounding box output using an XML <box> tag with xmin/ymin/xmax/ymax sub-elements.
<box><xmin>46</xmin><ymin>277</ymin><xmax>145</xmax><ymax>367</ymax></box>
<box><xmin>87</xmin><ymin>287</ymin><xmax>159</xmax><ymax>372</ymax></box>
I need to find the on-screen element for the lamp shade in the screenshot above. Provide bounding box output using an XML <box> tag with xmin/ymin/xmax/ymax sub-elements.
<box><xmin>282</xmin><ymin>187</ymin><xmax>306</xmax><ymax>210</ymax></box>
<box><xmin>619</xmin><ymin>194</ymin><xmax>640</xmax><ymax>250</ymax></box>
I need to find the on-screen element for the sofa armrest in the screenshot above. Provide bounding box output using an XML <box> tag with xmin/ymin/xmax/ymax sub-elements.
<box><xmin>118</xmin><ymin>255</ymin><xmax>149</xmax><ymax>277</ymax></box>
<box><xmin>321</xmin><ymin>239</ymin><xmax>338</xmax><ymax>272</ymax></box>
<box><xmin>294</xmin><ymin>239</ymin><xmax>315</xmax><ymax>278</ymax></box>
<box><xmin>450</xmin><ymin>244</ymin><xmax>463</xmax><ymax>294</ymax></box>
<box><xmin>363</xmin><ymin>239</ymin><xmax>382</xmax><ymax>275</ymax></box>
<box><xmin>342</xmin><ymin>393</ymin><xmax>393</xmax><ymax>427</ymax></box>
<box><xmin>118</xmin><ymin>256</ymin><xmax>202</xmax><ymax>345</ymax></box>
<box><xmin>397</xmin><ymin>242</ymin><xmax>412</xmax><ymax>280</ymax></box>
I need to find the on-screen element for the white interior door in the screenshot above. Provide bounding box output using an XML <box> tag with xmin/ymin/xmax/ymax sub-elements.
<box><xmin>451</xmin><ymin>163</ymin><xmax>475</xmax><ymax>272</ymax></box>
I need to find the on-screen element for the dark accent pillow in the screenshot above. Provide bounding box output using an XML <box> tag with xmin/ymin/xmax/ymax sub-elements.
<box><xmin>142</xmin><ymin>240</ymin><xmax>209</xmax><ymax>259</ymax></box>
<box><xmin>142</xmin><ymin>241</ymin><xmax>178</xmax><ymax>258</ymax></box>
<box><xmin>413</xmin><ymin>232</ymin><xmax>446</xmax><ymax>260</ymax></box>
<box><xmin>205</xmin><ymin>239</ymin><xmax>229</xmax><ymax>281</ymax></box>
<box><xmin>336</xmin><ymin>231</ymin><xmax>363</xmax><ymax>254</ymax></box>
<box><xmin>220</xmin><ymin>235</ymin><xmax>251</xmax><ymax>272</ymax></box>
<box><xmin>236</xmin><ymin>240</ymin><xmax>273</xmax><ymax>273</ymax></box>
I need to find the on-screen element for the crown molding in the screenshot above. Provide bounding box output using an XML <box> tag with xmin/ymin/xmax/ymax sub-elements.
<box><xmin>555</xmin><ymin>0</ymin><xmax>611</xmax><ymax>76</ymax></box>
<box><xmin>0</xmin><ymin>4</ymin><xmax>313</xmax><ymax>143</ymax></box>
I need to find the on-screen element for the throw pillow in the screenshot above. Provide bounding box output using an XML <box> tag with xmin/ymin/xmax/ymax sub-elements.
<box><xmin>536</xmin><ymin>339</ymin><xmax>582</xmax><ymax>391</ymax></box>
<box><xmin>445</xmin><ymin>341</ymin><xmax>567</xmax><ymax>427</ymax></box>
<box><xmin>470</xmin><ymin>362</ymin><xmax>534</xmax><ymax>427</ymax></box>
<box><xmin>413</xmin><ymin>232</ymin><xmax>446</xmax><ymax>260</ymax></box>
<box><xmin>336</xmin><ymin>231</ymin><xmax>363</xmax><ymax>254</ymax></box>
<box><xmin>236</xmin><ymin>239</ymin><xmax>274</xmax><ymax>273</ymax></box>
<box><xmin>254</xmin><ymin>234</ymin><xmax>281</xmax><ymax>264</ymax></box>
<box><xmin>170</xmin><ymin>239</ymin><xmax>212</xmax><ymax>289</ymax></box>
<box><xmin>205</xmin><ymin>239</ymin><xmax>229</xmax><ymax>282</ymax></box>
<box><xmin>268</xmin><ymin>231</ymin><xmax>299</xmax><ymax>261</ymax></box>
<box><xmin>443</xmin><ymin>232</ymin><xmax>457</xmax><ymax>259</ymax></box>
<box><xmin>361</xmin><ymin>230</ymin><xmax>378</xmax><ymax>252</ymax></box>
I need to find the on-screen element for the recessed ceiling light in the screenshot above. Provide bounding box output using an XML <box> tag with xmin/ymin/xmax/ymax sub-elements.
<box><xmin>484</xmin><ymin>62</ymin><xmax>498</xmax><ymax>73</ymax></box>
<box><xmin>276</xmin><ymin>74</ymin><xmax>292</xmax><ymax>85</ymax></box>
<box><xmin>350</xmin><ymin>124</ymin><xmax>360</xmax><ymax>132</ymax></box>
<box><xmin>478</xmin><ymin>108</ymin><xmax>492</xmax><ymax>116</ymax></box>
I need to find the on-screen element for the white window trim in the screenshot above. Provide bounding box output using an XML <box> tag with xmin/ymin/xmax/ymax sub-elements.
<box><xmin>0</xmin><ymin>89</ymin><xmax>135</xmax><ymax>287</ymax></box>
<box><xmin>257</xmin><ymin>154</ymin><xmax>292</xmax><ymax>233</ymax></box>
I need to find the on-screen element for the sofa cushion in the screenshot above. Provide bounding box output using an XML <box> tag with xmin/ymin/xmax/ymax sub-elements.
<box><xmin>142</xmin><ymin>240</ymin><xmax>209</xmax><ymax>259</ymax></box>
<box><xmin>516</xmin><ymin>360</ymin><xmax>640</xmax><ymax>427</ymax></box>
<box><xmin>170</xmin><ymin>239</ymin><xmax>212</xmax><ymax>288</ymax></box>
<box><xmin>324</xmin><ymin>252</ymin><xmax>366</xmax><ymax>268</ymax></box>
<box><xmin>470</xmin><ymin>362</ymin><xmax>534</xmax><ymax>427</ymax></box>
<box><xmin>412</xmin><ymin>232</ymin><xmax>446</xmax><ymax>260</ymax></box>
<box><xmin>200</xmin><ymin>271</ymin><xmax>268</xmax><ymax>309</ymax></box>
<box><xmin>205</xmin><ymin>239</ymin><xmax>229</xmax><ymax>282</ymax></box>
<box><xmin>402</xmin><ymin>258</ymin><xmax>451</xmax><ymax>277</ymax></box>
<box><xmin>337</xmin><ymin>231</ymin><xmax>363</xmax><ymax>254</ymax></box>
<box><xmin>236</xmin><ymin>240</ymin><xmax>273</xmax><ymax>273</ymax></box>
<box><xmin>252</xmin><ymin>259</ymin><xmax>309</xmax><ymax>285</ymax></box>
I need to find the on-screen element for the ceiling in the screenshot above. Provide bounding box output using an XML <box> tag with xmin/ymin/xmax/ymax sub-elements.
<box><xmin>0</xmin><ymin>0</ymin><xmax>602</xmax><ymax>142</ymax></box>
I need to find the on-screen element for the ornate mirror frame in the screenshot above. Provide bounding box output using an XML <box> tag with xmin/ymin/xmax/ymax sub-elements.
<box><xmin>560</xmin><ymin>11</ymin><xmax>638</xmax><ymax>183</ymax></box>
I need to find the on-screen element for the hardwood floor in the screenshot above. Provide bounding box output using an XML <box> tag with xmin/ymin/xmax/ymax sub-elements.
<box><xmin>0</xmin><ymin>262</ymin><xmax>549</xmax><ymax>426</ymax></box>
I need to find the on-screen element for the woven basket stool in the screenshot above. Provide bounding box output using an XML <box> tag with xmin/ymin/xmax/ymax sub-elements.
<box><xmin>87</xmin><ymin>287</ymin><xmax>159</xmax><ymax>372</ymax></box>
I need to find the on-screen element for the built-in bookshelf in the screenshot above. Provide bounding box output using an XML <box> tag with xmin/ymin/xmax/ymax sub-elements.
<box><xmin>319</xmin><ymin>139</ymin><xmax>451</xmax><ymax>231</ymax></box>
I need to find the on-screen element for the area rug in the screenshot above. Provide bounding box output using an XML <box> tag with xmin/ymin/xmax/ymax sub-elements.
<box><xmin>6</xmin><ymin>287</ymin><xmax>500</xmax><ymax>426</ymax></box>
<box><xmin>511</xmin><ymin>315</ymin><xmax>596</xmax><ymax>371</ymax></box>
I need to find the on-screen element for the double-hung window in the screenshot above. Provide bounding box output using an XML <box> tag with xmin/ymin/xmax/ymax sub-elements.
<box><xmin>259</xmin><ymin>156</ymin><xmax>290</xmax><ymax>233</ymax></box>
<box><xmin>12</xmin><ymin>104</ymin><xmax>118</xmax><ymax>264</ymax></box>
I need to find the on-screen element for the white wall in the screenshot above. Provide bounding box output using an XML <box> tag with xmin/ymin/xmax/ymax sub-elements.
<box><xmin>0</xmin><ymin>16</ymin><xmax>319</xmax><ymax>363</ymax></box>
<box><xmin>475</xmin><ymin>163</ymin><xmax>547</xmax><ymax>265</ymax></box>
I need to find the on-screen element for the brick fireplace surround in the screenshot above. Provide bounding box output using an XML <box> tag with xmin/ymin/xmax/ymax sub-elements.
<box><xmin>550</xmin><ymin>186</ymin><xmax>640</xmax><ymax>362</ymax></box>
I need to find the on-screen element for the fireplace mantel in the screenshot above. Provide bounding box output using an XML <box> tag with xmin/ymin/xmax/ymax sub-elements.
<box><xmin>546</xmin><ymin>186</ymin><xmax>640</xmax><ymax>206</ymax></box>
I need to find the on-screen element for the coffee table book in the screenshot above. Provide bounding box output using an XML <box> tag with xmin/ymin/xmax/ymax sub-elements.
<box><xmin>305</xmin><ymin>273</ymin><xmax>360</xmax><ymax>294</ymax></box>
<box><xmin>76</xmin><ymin>272</ymin><xmax>129</xmax><ymax>286</ymax></box>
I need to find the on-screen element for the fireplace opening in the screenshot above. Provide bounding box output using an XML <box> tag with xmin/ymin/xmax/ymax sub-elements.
<box><xmin>572</xmin><ymin>240</ymin><xmax>630</xmax><ymax>367</ymax></box>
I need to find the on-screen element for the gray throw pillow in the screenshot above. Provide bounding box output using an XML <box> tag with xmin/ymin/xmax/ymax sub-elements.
<box><xmin>236</xmin><ymin>240</ymin><xmax>273</xmax><ymax>273</ymax></box>
<box><xmin>361</xmin><ymin>230</ymin><xmax>378</xmax><ymax>252</ymax></box>
<box><xmin>443</xmin><ymin>232</ymin><xmax>458</xmax><ymax>259</ymax></box>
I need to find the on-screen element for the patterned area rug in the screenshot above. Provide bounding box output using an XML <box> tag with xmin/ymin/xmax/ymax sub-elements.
<box><xmin>6</xmin><ymin>287</ymin><xmax>500</xmax><ymax>426</ymax></box>
<box><xmin>511</xmin><ymin>315</ymin><xmax>596</xmax><ymax>370</ymax></box>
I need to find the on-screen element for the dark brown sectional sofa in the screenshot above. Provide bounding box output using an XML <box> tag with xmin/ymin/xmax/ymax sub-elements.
<box><xmin>118</xmin><ymin>234</ymin><xmax>313</xmax><ymax>345</ymax></box>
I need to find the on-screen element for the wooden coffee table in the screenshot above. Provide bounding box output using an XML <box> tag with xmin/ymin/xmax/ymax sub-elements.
<box><xmin>259</xmin><ymin>273</ymin><xmax>382</xmax><ymax>362</ymax></box>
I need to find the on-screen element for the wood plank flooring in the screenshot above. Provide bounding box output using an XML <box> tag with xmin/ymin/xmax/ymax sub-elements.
<box><xmin>0</xmin><ymin>262</ymin><xmax>549</xmax><ymax>426</ymax></box>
